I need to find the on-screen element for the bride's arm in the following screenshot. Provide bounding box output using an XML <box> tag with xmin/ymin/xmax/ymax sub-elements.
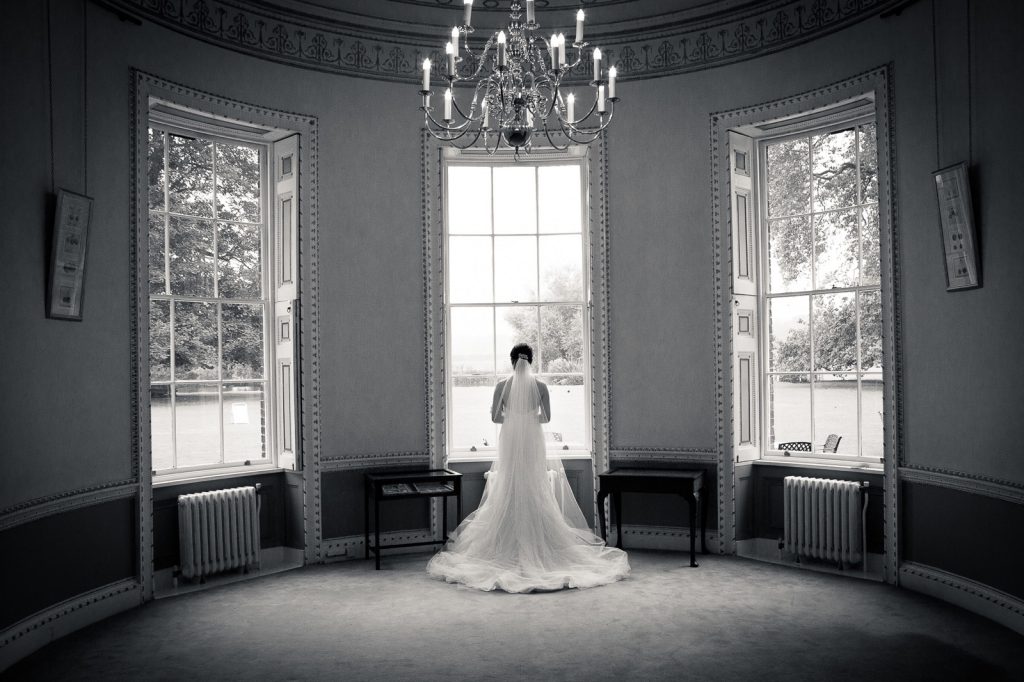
<box><xmin>491</xmin><ymin>380</ymin><xmax>507</xmax><ymax>423</ymax></box>
<box><xmin>538</xmin><ymin>382</ymin><xmax>551</xmax><ymax>424</ymax></box>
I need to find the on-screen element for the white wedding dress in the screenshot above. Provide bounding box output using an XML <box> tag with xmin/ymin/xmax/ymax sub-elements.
<box><xmin>427</xmin><ymin>358</ymin><xmax>630</xmax><ymax>592</ymax></box>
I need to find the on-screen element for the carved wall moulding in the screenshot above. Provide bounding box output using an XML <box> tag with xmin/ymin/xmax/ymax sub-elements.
<box><xmin>106</xmin><ymin>0</ymin><xmax>903</xmax><ymax>83</ymax></box>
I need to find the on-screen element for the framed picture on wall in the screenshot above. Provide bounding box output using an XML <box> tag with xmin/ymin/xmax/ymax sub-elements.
<box><xmin>46</xmin><ymin>188</ymin><xmax>93</xmax><ymax>320</ymax></box>
<box><xmin>933</xmin><ymin>162</ymin><xmax>980</xmax><ymax>291</ymax></box>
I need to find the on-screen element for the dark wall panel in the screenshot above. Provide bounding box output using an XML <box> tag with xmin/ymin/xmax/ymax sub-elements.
<box><xmin>902</xmin><ymin>482</ymin><xmax>1024</xmax><ymax>600</ymax></box>
<box><xmin>152</xmin><ymin>473</ymin><xmax>286</xmax><ymax>570</ymax></box>
<box><xmin>322</xmin><ymin>469</ymin><xmax>431</xmax><ymax>539</ymax></box>
<box><xmin>0</xmin><ymin>498</ymin><xmax>136</xmax><ymax>630</ymax></box>
<box><xmin>607</xmin><ymin>461</ymin><xmax>719</xmax><ymax>532</ymax></box>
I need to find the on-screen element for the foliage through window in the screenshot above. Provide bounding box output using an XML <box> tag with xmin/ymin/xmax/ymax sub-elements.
<box><xmin>148</xmin><ymin>126</ymin><xmax>269</xmax><ymax>473</ymax></box>
<box><xmin>763</xmin><ymin>123</ymin><xmax>883</xmax><ymax>458</ymax></box>
<box><xmin>446</xmin><ymin>160</ymin><xmax>588</xmax><ymax>456</ymax></box>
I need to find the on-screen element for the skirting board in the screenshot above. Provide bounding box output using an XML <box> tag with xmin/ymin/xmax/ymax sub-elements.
<box><xmin>900</xmin><ymin>561</ymin><xmax>1024</xmax><ymax>636</ymax></box>
<box><xmin>611</xmin><ymin>524</ymin><xmax>722</xmax><ymax>555</ymax></box>
<box><xmin>0</xmin><ymin>578</ymin><xmax>141</xmax><ymax>672</ymax></box>
<box><xmin>323</xmin><ymin>529</ymin><xmax>437</xmax><ymax>562</ymax></box>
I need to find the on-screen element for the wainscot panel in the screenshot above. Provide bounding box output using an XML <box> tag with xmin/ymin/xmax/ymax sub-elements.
<box><xmin>321</xmin><ymin>468</ymin><xmax>431</xmax><ymax>539</ymax></box>
<box><xmin>902</xmin><ymin>481</ymin><xmax>1024</xmax><ymax>601</ymax></box>
<box><xmin>606</xmin><ymin>460</ymin><xmax>719</xmax><ymax>533</ymax></box>
<box><xmin>0</xmin><ymin>498</ymin><xmax>136</xmax><ymax>630</ymax></box>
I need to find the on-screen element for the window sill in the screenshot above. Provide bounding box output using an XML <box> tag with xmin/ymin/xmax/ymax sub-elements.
<box><xmin>750</xmin><ymin>456</ymin><xmax>884</xmax><ymax>474</ymax></box>
<box><xmin>153</xmin><ymin>464</ymin><xmax>285</xmax><ymax>488</ymax></box>
<box><xmin>448</xmin><ymin>449</ymin><xmax>593</xmax><ymax>464</ymax></box>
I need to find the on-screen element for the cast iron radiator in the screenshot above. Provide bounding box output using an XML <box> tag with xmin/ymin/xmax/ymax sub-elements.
<box><xmin>783</xmin><ymin>476</ymin><xmax>867</xmax><ymax>567</ymax></box>
<box><xmin>178</xmin><ymin>485</ymin><xmax>261</xmax><ymax>580</ymax></box>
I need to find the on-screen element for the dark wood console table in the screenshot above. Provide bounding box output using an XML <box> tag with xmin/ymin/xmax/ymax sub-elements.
<box><xmin>597</xmin><ymin>468</ymin><xmax>708</xmax><ymax>567</ymax></box>
<box><xmin>364</xmin><ymin>469</ymin><xmax>462</xmax><ymax>570</ymax></box>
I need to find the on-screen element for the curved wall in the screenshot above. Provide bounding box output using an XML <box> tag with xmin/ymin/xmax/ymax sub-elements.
<box><xmin>2</xmin><ymin>0</ymin><xmax>1022</xmax><ymax>667</ymax></box>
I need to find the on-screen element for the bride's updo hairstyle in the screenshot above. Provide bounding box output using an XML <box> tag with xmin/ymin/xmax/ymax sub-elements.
<box><xmin>510</xmin><ymin>343</ymin><xmax>533</xmax><ymax>367</ymax></box>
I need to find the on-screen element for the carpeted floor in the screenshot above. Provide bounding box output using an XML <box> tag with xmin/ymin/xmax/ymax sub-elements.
<box><xmin>5</xmin><ymin>551</ymin><xmax>1023</xmax><ymax>681</ymax></box>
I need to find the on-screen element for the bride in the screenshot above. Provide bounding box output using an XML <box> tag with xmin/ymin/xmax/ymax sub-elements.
<box><xmin>427</xmin><ymin>344</ymin><xmax>629</xmax><ymax>592</ymax></box>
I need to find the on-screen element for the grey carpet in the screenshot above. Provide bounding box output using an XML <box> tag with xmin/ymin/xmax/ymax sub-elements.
<box><xmin>5</xmin><ymin>551</ymin><xmax>1023</xmax><ymax>681</ymax></box>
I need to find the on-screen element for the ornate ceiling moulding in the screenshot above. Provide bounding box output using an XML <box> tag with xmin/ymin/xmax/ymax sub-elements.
<box><xmin>107</xmin><ymin>0</ymin><xmax>904</xmax><ymax>83</ymax></box>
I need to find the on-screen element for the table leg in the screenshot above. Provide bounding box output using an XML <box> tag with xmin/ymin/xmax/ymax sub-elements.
<box><xmin>614</xmin><ymin>492</ymin><xmax>623</xmax><ymax>549</ymax></box>
<box><xmin>442</xmin><ymin>494</ymin><xmax>448</xmax><ymax>543</ymax></box>
<box><xmin>683</xmin><ymin>492</ymin><xmax>698</xmax><ymax>567</ymax></box>
<box><xmin>597</xmin><ymin>490</ymin><xmax>608</xmax><ymax>542</ymax></box>
<box><xmin>364</xmin><ymin>484</ymin><xmax>370</xmax><ymax>560</ymax></box>
<box><xmin>374</xmin><ymin>494</ymin><xmax>382</xmax><ymax>571</ymax></box>
<box><xmin>700</xmin><ymin>486</ymin><xmax>709</xmax><ymax>554</ymax></box>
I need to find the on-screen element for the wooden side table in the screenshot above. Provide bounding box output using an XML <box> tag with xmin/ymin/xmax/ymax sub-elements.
<box><xmin>597</xmin><ymin>468</ymin><xmax>708</xmax><ymax>567</ymax></box>
<box><xmin>364</xmin><ymin>469</ymin><xmax>462</xmax><ymax>570</ymax></box>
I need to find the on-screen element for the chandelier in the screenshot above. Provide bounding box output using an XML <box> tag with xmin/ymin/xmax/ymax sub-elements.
<box><xmin>419</xmin><ymin>0</ymin><xmax>619</xmax><ymax>155</ymax></box>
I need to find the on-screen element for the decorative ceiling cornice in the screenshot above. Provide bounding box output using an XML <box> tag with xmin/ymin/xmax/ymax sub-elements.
<box><xmin>105</xmin><ymin>0</ymin><xmax>904</xmax><ymax>83</ymax></box>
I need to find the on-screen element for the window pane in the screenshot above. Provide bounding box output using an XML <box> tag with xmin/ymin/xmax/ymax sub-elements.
<box><xmin>451</xmin><ymin>377</ymin><xmax>498</xmax><ymax>450</ymax></box>
<box><xmin>812</xmin><ymin>292</ymin><xmax>857</xmax><ymax>373</ymax></box>
<box><xmin>493</xmin><ymin>166</ymin><xmax>536</xmax><ymax>234</ymax></box>
<box><xmin>223</xmin><ymin>383</ymin><xmax>265</xmax><ymax>462</ymax></box>
<box><xmin>215</xmin><ymin>142</ymin><xmax>261</xmax><ymax>223</ymax></box>
<box><xmin>222</xmin><ymin>303</ymin><xmax>264</xmax><ymax>380</ymax></box>
<box><xmin>169</xmin><ymin>216</ymin><xmax>215</xmax><ymax>297</ymax></box>
<box><xmin>451</xmin><ymin>306</ymin><xmax>494</xmax><ymax>374</ymax></box>
<box><xmin>150</xmin><ymin>300</ymin><xmax>171</xmax><ymax>382</ymax></box>
<box><xmin>539</xmin><ymin>235</ymin><xmax>583</xmax><ymax>301</ymax></box>
<box><xmin>218</xmin><ymin>221</ymin><xmax>262</xmax><ymax>298</ymax></box>
<box><xmin>448</xmin><ymin>166</ymin><xmax>492</xmax><ymax>234</ymax></box>
<box><xmin>812</xmin><ymin>373</ymin><xmax>859</xmax><ymax>455</ymax></box>
<box><xmin>538</xmin><ymin>165</ymin><xmax>582</xmax><ymax>233</ymax></box>
<box><xmin>769</xmin><ymin>375</ymin><xmax>811</xmax><ymax>448</ymax></box>
<box><xmin>151</xmin><ymin>384</ymin><xmax>173</xmax><ymax>471</ymax></box>
<box><xmin>861</xmin><ymin>374</ymin><xmax>884</xmax><ymax>459</ymax></box>
<box><xmin>540</xmin><ymin>374</ymin><xmax>586</xmax><ymax>449</ymax></box>
<box><xmin>769</xmin><ymin>295</ymin><xmax>809</xmax><ymax>373</ymax></box>
<box><xmin>174</xmin><ymin>301</ymin><xmax>218</xmax><ymax>380</ymax></box>
<box><xmin>766</xmin><ymin>137</ymin><xmax>809</xmax><ymax>218</ymax></box>
<box><xmin>148</xmin><ymin>129</ymin><xmax>165</xmax><ymax>212</ymax></box>
<box><xmin>768</xmin><ymin>217</ymin><xmax>811</xmax><ymax>292</ymax></box>
<box><xmin>148</xmin><ymin>213</ymin><xmax>166</xmax><ymax>295</ymax></box>
<box><xmin>167</xmin><ymin>134</ymin><xmax>213</xmax><ymax>217</ymax></box>
<box><xmin>859</xmin><ymin>290</ymin><xmax>883</xmax><ymax>372</ymax></box>
<box><xmin>540</xmin><ymin>305</ymin><xmax>584</xmax><ymax>374</ymax></box>
<box><xmin>448</xmin><ymin>236</ymin><xmax>493</xmax><ymax>303</ymax></box>
<box><xmin>811</xmin><ymin>129</ymin><xmax>857</xmax><ymax>212</ymax></box>
<box><xmin>861</xmin><ymin>207</ymin><xmax>880</xmax><ymax>286</ymax></box>
<box><xmin>496</xmin><ymin>306</ymin><xmax>539</xmax><ymax>371</ymax></box>
<box><xmin>813</xmin><ymin>208</ymin><xmax>858</xmax><ymax>289</ymax></box>
<box><xmin>494</xmin><ymin>236</ymin><xmax>538</xmax><ymax>303</ymax></box>
<box><xmin>174</xmin><ymin>383</ymin><xmax>221</xmax><ymax>467</ymax></box>
<box><xmin>859</xmin><ymin>124</ymin><xmax>878</xmax><ymax>205</ymax></box>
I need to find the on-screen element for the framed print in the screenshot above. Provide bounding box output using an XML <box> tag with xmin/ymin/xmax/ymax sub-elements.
<box><xmin>47</xmin><ymin>188</ymin><xmax>93</xmax><ymax>320</ymax></box>
<box><xmin>933</xmin><ymin>162</ymin><xmax>980</xmax><ymax>291</ymax></box>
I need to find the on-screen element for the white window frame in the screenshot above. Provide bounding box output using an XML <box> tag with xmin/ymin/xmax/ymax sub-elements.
<box><xmin>147</xmin><ymin>105</ymin><xmax>296</xmax><ymax>483</ymax></box>
<box><xmin>442</xmin><ymin>148</ymin><xmax>592</xmax><ymax>461</ymax></box>
<box><xmin>754</xmin><ymin>110</ymin><xmax>884</xmax><ymax>465</ymax></box>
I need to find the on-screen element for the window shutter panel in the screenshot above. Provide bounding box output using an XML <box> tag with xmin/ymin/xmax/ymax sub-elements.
<box><xmin>729</xmin><ymin>131</ymin><xmax>759</xmax><ymax>463</ymax></box>
<box><xmin>273</xmin><ymin>135</ymin><xmax>299</xmax><ymax>470</ymax></box>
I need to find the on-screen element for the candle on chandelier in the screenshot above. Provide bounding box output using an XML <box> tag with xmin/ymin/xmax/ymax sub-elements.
<box><xmin>497</xmin><ymin>31</ymin><xmax>507</xmax><ymax>68</ymax></box>
<box><xmin>549</xmin><ymin>34</ymin><xmax>558</xmax><ymax>70</ymax></box>
<box><xmin>608</xmin><ymin>66</ymin><xmax>617</xmax><ymax>99</ymax></box>
<box><xmin>593</xmin><ymin>47</ymin><xmax>602</xmax><ymax>80</ymax></box>
<box><xmin>446</xmin><ymin>42</ymin><xmax>455</xmax><ymax>76</ymax></box>
<box><xmin>566</xmin><ymin>92</ymin><xmax>575</xmax><ymax>122</ymax></box>
<box><xmin>482</xmin><ymin>100</ymin><xmax>489</xmax><ymax>128</ymax></box>
<box><xmin>463</xmin><ymin>0</ymin><xmax>473</xmax><ymax>27</ymax></box>
<box><xmin>451</xmin><ymin>27</ymin><xmax>460</xmax><ymax>57</ymax></box>
<box><xmin>526</xmin><ymin>108</ymin><xmax>533</xmax><ymax>127</ymax></box>
<box><xmin>558</xmin><ymin>33</ymin><xmax>566</xmax><ymax>66</ymax></box>
<box><xmin>597</xmin><ymin>84</ymin><xmax>606</xmax><ymax>113</ymax></box>
<box><xmin>576</xmin><ymin>10</ymin><xmax>585</xmax><ymax>44</ymax></box>
<box><xmin>526</xmin><ymin>0</ymin><xmax>535</xmax><ymax>24</ymax></box>
<box><xmin>444</xmin><ymin>88</ymin><xmax>453</xmax><ymax>120</ymax></box>
<box><xmin>422</xmin><ymin>58</ymin><xmax>431</xmax><ymax>91</ymax></box>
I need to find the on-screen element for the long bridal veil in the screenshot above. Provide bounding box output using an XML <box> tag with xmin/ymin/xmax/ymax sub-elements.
<box><xmin>427</xmin><ymin>357</ymin><xmax>629</xmax><ymax>592</ymax></box>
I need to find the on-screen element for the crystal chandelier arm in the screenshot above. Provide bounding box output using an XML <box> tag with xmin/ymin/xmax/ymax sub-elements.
<box><xmin>457</xmin><ymin>33</ymin><xmax>497</xmax><ymax>82</ymax></box>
